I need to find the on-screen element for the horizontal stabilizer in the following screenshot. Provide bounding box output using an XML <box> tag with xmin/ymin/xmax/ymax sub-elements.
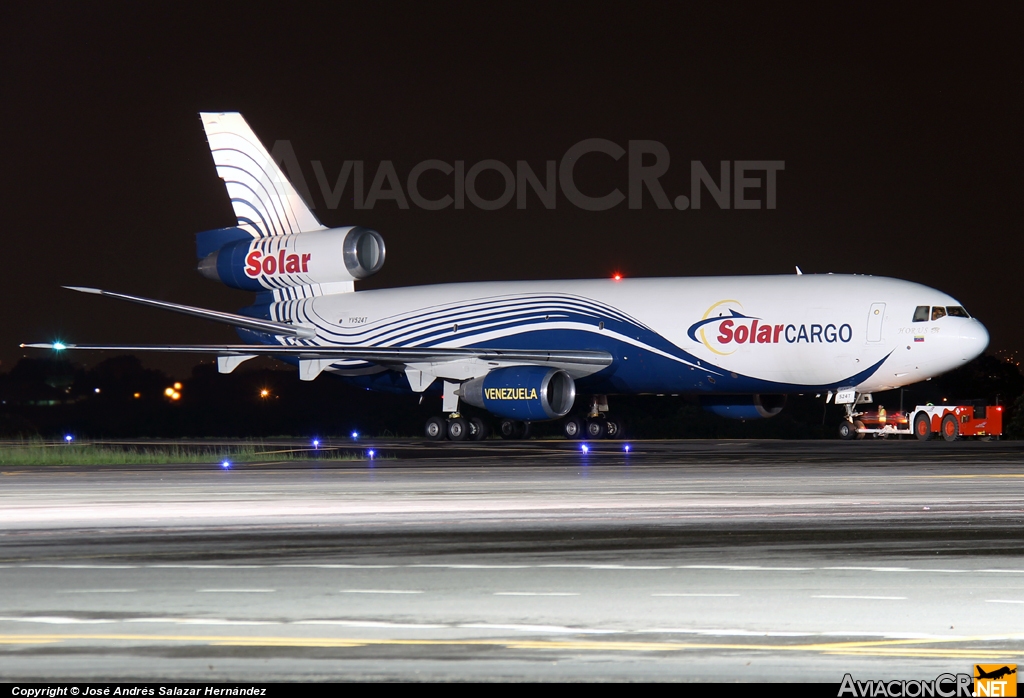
<box><xmin>62</xmin><ymin>286</ymin><xmax>316</xmax><ymax>339</ymax></box>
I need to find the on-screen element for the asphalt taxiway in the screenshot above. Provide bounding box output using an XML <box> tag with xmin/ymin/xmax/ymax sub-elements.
<box><xmin>1</xmin><ymin>439</ymin><xmax>1022</xmax><ymax>681</ymax></box>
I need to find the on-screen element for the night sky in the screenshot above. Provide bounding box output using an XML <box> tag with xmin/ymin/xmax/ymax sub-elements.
<box><xmin>2</xmin><ymin>4</ymin><xmax>1021</xmax><ymax>377</ymax></box>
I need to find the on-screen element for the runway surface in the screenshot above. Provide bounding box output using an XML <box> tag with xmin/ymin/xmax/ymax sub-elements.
<box><xmin>1</xmin><ymin>439</ymin><xmax>1023</xmax><ymax>681</ymax></box>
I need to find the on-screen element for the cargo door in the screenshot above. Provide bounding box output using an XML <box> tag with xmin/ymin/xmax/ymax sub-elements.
<box><xmin>866</xmin><ymin>302</ymin><xmax>886</xmax><ymax>343</ymax></box>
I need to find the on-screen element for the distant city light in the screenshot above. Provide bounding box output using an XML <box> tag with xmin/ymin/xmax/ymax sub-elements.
<box><xmin>94</xmin><ymin>388</ymin><xmax>101</xmax><ymax>394</ymax></box>
<box><xmin>581</xmin><ymin>444</ymin><xmax>589</xmax><ymax>454</ymax></box>
<box><xmin>64</xmin><ymin>434</ymin><xmax>73</xmax><ymax>443</ymax></box>
<box><xmin>165</xmin><ymin>385</ymin><xmax>182</xmax><ymax>400</ymax></box>
<box><xmin>173</xmin><ymin>382</ymin><xmax>182</xmax><ymax>390</ymax></box>
<box><xmin>260</xmin><ymin>389</ymin><xmax>270</xmax><ymax>398</ymax></box>
<box><xmin>221</xmin><ymin>460</ymin><xmax>231</xmax><ymax>469</ymax></box>
<box><xmin>133</xmin><ymin>392</ymin><xmax>141</xmax><ymax>399</ymax></box>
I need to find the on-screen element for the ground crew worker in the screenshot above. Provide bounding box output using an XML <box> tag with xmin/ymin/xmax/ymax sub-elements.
<box><xmin>878</xmin><ymin>405</ymin><xmax>886</xmax><ymax>425</ymax></box>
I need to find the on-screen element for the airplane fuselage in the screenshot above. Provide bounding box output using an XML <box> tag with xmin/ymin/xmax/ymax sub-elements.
<box><xmin>246</xmin><ymin>274</ymin><xmax>988</xmax><ymax>397</ymax></box>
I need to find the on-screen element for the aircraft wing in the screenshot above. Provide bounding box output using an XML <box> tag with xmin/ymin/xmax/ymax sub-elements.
<box><xmin>21</xmin><ymin>342</ymin><xmax>614</xmax><ymax>384</ymax></box>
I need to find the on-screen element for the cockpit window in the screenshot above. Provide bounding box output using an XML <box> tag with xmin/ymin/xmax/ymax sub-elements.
<box><xmin>931</xmin><ymin>306</ymin><xmax>947</xmax><ymax>321</ymax></box>
<box><xmin>946</xmin><ymin>305</ymin><xmax>970</xmax><ymax>318</ymax></box>
<box><xmin>913</xmin><ymin>306</ymin><xmax>930</xmax><ymax>322</ymax></box>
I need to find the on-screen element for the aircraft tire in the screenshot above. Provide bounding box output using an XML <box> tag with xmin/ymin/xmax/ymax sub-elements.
<box><xmin>563</xmin><ymin>417</ymin><xmax>585</xmax><ymax>439</ymax></box>
<box><xmin>604</xmin><ymin>417</ymin><xmax>624</xmax><ymax>439</ymax></box>
<box><xmin>499</xmin><ymin>419</ymin><xmax>524</xmax><ymax>440</ymax></box>
<box><xmin>586</xmin><ymin>418</ymin><xmax>606</xmax><ymax>439</ymax></box>
<box><xmin>425</xmin><ymin>416</ymin><xmax>447</xmax><ymax>441</ymax></box>
<box><xmin>469</xmin><ymin>417</ymin><xmax>490</xmax><ymax>441</ymax></box>
<box><xmin>941</xmin><ymin>414</ymin><xmax>959</xmax><ymax>442</ymax></box>
<box><xmin>853</xmin><ymin>420</ymin><xmax>866</xmax><ymax>439</ymax></box>
<box><xmin>838</xmin><ymin>421</ymin><xmax>856</xmax><ymax>440</ymax></box>
<box><xmin>447</xmin><ymin>417</ymin><xmax>470</xmax><ymax>441</ymax></box>
<box><xmin>914</xmin><ymin>413</ymin><xmax>932</xmax><ymax>441</ymax></box>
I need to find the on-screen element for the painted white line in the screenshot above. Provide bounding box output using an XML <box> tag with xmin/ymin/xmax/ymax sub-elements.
<box><xmin>540</xmin><ymin>564</ymin><xmax>673</xmax><ymax>570</ymax></box>
<box><xmin>977</xmin><ymin>569</ymin><xmax>1024</xmax><ymax>574</ymax></box>
<box><xmin>823</xmin><ymin>566</ymin><xmax>966</xmax><ymax>574</ymax></box>
<box><xmin>651</xmin><ymin>589</ymin><xmax>741</xmax><ymax>593</ymax></box>
<box><xmin>126</xmin><ymin>618</ymin><xmax>278</xmax><ymax>625</ymax></box>
<box><xmin>297</xmin><ymin>620</ymin><xmax>444</xmax><ymax>629</ymax></box>
<box><xmin>337</xmin><ymin>589</ymin><xmax>424</xmax><ymax>594</ymax></box>
<box><xmin>57</xmin><ymin>589</ymin><xmax>138</xmax><ymax>594</ymax></box>
<box><xmin>678</xmin><ymin>565</ymin><xmax>813</xmax><ymax>571</ymax></box>
<box><xmin>276</xmin><ymin>560</ymin><xmax>395</xmax><ymax>564</ymax></box>
<box><xmin>153</xmin><ymin>560</ymin><xmax>264</xmax><ymax>564</ymax></box>
<box><xmin>636</xmin><ymin>627</ymin><xmax>813</xmax><ymax>637</ymax></box>
<box><xmin>196</xmin><ymin>589</ymin><xmax>276</xmax><ymax>593</ymax></box>
<box><xmin>459</xmin><ymin>623</ymin><xmax>617</xmax><ymax>634</ymax></box>
<box><xmin>21</xmin><ymin>564</ymin><xmax>137</xmax><ymax>569</ymax></box>
<box><xmin>405</xmin><ymin>560</ymin><xmax>528</xmax><ymax>564</ymax></box>
<box><xmin>0</xmin><ymin>616</ymin><xmax>116</xmax><ymax>624</ymax></box>
<box><xmin>985</xmin><ymin>599</ymin><xmax>1024</xmax><ymax>604</ymax></box>
<box><xmin>812</xmin><ymin>595</ymin><xmax>906</xmax><ymax>600</ymax></box>
<box><xmin>493</xmin><ymin>592</ymin><xmax>580</xmax><ymax>596</ymax></box>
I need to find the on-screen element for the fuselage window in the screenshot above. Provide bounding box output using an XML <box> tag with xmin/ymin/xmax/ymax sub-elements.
<box><xmin>913</xmin><ymin>306</ymin><xmax>930</xmax><ymax>322</ymax></box>
<box><xmin>931</xmin><ymin>306</ymin><xmax>947</xmax><ymax>321</ymax></box>
<box><xmin>946</xmin><ymin>305</ymin><xmax>970</xmax><ymax>318</ymax></box>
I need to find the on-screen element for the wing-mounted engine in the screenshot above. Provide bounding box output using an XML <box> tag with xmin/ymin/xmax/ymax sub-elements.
<box><xmin>700</xmin><ymin>394</ymin><xmax>786</xmax><ymax>420</ymax></box>
<box><xmin>197</xmin><ymin>226</ymin><xmax>385</xmax><ymax>292</ymax></box>
<box><xmin>459</xmin><ymin>366</ymin><xmax>576</xmax><ymax>421</ymax></box>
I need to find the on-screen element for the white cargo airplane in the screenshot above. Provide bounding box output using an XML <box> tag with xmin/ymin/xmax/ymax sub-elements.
<box><xmin>24</xmin><ymin>113</ymin><xmax>990</xmax><ymax>440</ymax></box>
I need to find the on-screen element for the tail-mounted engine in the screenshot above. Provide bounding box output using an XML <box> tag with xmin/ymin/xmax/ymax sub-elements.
<box><xmin>459</xmin><ymin>366</ymin><xmax>576</xmax><ymax>421</ymax></box>
<box><xmin>197</xmin><ymin>226</ymin><xmax>385</xmax><ymax>291</ymax></box>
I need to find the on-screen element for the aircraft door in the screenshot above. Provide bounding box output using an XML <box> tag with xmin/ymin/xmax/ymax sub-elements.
<box><xmin>866</xmin><ymin>302</ymin><xmax>886</xmax><ymax>342</ymax></box>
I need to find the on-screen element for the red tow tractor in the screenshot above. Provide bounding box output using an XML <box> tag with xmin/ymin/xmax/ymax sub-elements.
<box><xmin>840</xmin><ymin>400</ymin><xmax>1003</xmax><ymax>441</ymax></box>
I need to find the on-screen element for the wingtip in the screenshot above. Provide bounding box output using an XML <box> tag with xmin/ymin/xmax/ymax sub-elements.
<box><xmin>63</xmin><ymin>286</ymin><xmax>103</xmax><ymax>295</ymax></box>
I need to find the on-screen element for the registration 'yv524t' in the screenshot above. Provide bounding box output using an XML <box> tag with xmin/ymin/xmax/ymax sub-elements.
<box><xmin>24</xmin><ymin>113</ymin><xmax>990</xmax><ymax>440</ymax></box>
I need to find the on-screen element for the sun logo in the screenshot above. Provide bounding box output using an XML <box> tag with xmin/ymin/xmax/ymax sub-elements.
<box><xmin>691</xmin><ymin>300</ymin><xmax>745</xmax><ymax>356</ymax></box>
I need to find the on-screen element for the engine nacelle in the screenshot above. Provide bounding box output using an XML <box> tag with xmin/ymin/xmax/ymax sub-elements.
<box><xmin>701</xmin><ymin>394</ymin><xmax>786</xmax><ymax>420</ymax></box>
<box><xmin>459</xmin><ymin>366</ymin><xmax>576</xmax><ymax>421</ymax></box>
<box><xmin>197</xmin><ymin>226</ymin><xmax>385</xmax><ymax>291</ymax></box>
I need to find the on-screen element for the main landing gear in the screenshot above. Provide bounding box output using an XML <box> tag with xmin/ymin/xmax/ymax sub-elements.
<box><xmin>562</xmin><ymin>395</ymin><xmax>624</xmax><ymax>440</ymax></box>
<box><xmin>425</xmin><ymin>414</ymin><xmax>491</xmax><ymax>441</ymax></box>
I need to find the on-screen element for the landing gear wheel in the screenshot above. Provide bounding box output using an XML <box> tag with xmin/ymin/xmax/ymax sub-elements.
<box><xmin>563</xmin><ymin>416</ymin><xmax>585</xmax><ymax>440</ymax></box>
<box><xmin>499</xmin><ymin>419</ymin><xmax>529</xmax><ymax>440</ymax></box>
<box><xmin>585</xmin><ymin>418</ymin><xmax>606</xmax><ymax>439</ymax></box>
<box><xmin>425</xmin><ymin>416</ymin><xmax>447</xmax><ymax>441</ymax></box>
<box><xmin>469</xmin><ymin>417</ymin><xmax>490</xmax><ymax>441</ymax></box>
<box><xmin>941</xmin><ymin>414</ymin><xmax>959</xmax><ymax>442</ymax></box>
<box><xmin>853</xmin><ymin>420</ymin><xmax>866</xmax><ymax>440</ymax></box>
<box><xmin>604</xmin><ymin>418</ymin><xmax>624</xmax><ymax>439</ymax></box>
<box><xmin>838</xmin><ymin>421</ymin><xmax>856</xmax><ymax>440</ymax></box>
<box><xmin>914</xmin><ymin>413</ymin><xmax>932</xmax><ymax>441</ymax></box>
<box><xmin>447</xmin><ymin>417</ymin><xmax>469</xmax><ymax>441</ymax></box>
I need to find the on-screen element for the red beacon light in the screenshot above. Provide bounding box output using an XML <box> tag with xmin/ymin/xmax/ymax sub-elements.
<box><xmin>612</xmin><ymin>273</ymin><xmax>623</xmax><ymax>281</ymax></box>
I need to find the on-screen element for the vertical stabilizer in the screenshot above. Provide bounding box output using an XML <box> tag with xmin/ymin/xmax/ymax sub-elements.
<box><xmin>200</xmin><ymin>112</ymin><xmax>325</xmax><ymax>238</ymax></box>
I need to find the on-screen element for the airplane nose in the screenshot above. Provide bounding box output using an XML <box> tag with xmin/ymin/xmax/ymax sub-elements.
<box><xmin>960</xmin><ymin>319</ymin><xmax>989</xmax><ymax>361</ymax></box>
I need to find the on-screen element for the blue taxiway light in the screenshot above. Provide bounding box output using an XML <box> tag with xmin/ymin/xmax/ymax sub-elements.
<box><xmin>351</xmin><ymin>431</ymin><xmax>359</xmax><ymax>439</ymax></box>
<box><xmin>64</xmin><ymin>435</ymin><xmax>73</xmax><ymax>443</ymax></box>
<box><xmin>580</xmin><ymin>444</ymin><xmax>589</xmax><ymax>454</ymax></box>
<box><xmin>221</xmin><ymin>460</ymin><xmax>231</xmax><ymax>469</ymax></box>
<box><xmin>312</xmin><ymin>439</ymin><xmax>320</xmax><ymax>449</ymax></box>
<box><xmin>624</xmin><ymin>444</ymin><xmax>631</xmax><ymax>453</ymax></box>
<box><xmin>367</xmin><ymin>449</ymin><xmax>375</xmax><ymax>460</ymax></box>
